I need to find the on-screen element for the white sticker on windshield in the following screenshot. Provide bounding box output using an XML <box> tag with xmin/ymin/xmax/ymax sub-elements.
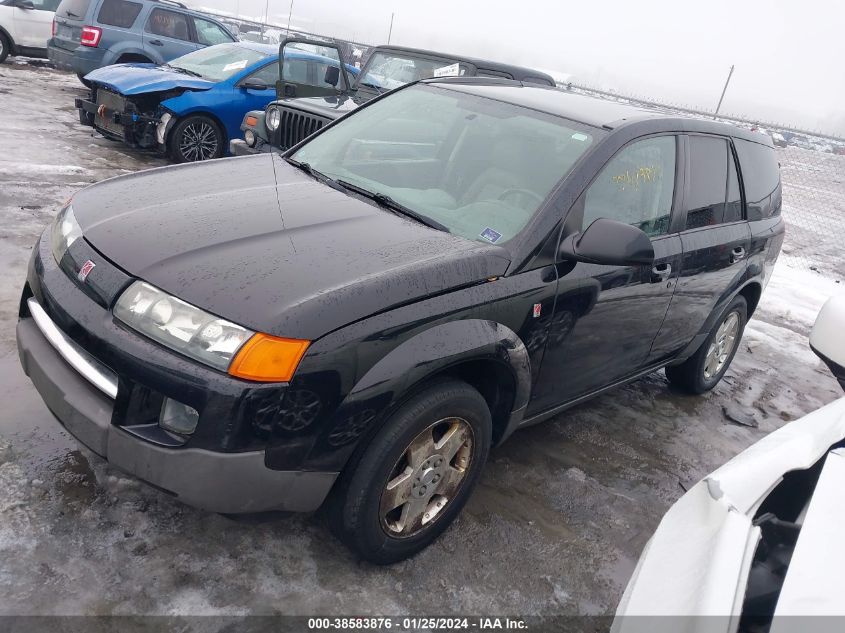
<box><xmin>571</xmin><ymin>133</ymin><xmax>589</xmax><ymax>141</ymax></box>
<box><xmin>433</xmin><ymin>63</ymin><xmax>461</xmax><ymax>78</ymax></box>
<box><xmin>222</xmin><ymin>60</ymin><xmax>249</xmax><ymax>72</ymax></box>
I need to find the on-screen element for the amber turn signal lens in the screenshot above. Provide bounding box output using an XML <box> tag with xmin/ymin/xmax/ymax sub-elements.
<box><xmin>245</xmin><ymin>115</ymin><xmax>258</xmax><ymax>127</ymax></box>
<box><xmin>228</xmin><ymin>333</ymin><xmax>310</xmax><ymax>382</ymax></box>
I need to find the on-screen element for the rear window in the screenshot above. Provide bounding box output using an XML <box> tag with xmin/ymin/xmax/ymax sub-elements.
<box><xmin>97</xmin><ymin>0</ymin><xmax>141</xmax><ymax>28</ymax></box>
<box><xmin>734</xmin><ymin>139</ymin><xmax>781</xmax><ymax>220</ymax></box>
<box><xmin>56</xmin><ymin>0</ymin><xmax>91</xmax><ymax>19</ymax></box>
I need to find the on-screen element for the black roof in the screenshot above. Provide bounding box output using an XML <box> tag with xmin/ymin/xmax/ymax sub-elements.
<box><xmin>424</xmin><ymin>78</ymin><xmax>773</xmax><ymax>145</ymax></box>
<box><xmin>368</xmin><ymin>45</ymin><xmax>556</xmax><ymax>85</ymax></box>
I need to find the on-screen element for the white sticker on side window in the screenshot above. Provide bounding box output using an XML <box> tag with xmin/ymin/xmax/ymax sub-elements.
<box><xmin>433</xmin><ymin>63</ymin><xmax>461</xmax><ymax>78</ymax></box>
<box><xmin>222</xmin><ymin>60</ymin><xmax>249</xmax><ymax>72</ymax></box>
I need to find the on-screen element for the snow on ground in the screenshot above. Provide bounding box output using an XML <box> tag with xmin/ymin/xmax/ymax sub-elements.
<box><xmin>0</xmin><ymin>60</ymin><xmax>843</xmax><ymax>620</ymax></box>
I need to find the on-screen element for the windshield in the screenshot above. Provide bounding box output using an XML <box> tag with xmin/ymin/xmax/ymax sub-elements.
<box><xmin>292</xmin><ymin>84</ymin><xmax>596</xmax><ymax>245</ymax></box>
<box><xmin>167</xmin><ymin>44</ymin><xmax>268</xmax><ymax>82</ymax></box>
<box><xmin>357</xmin><ymin>52</ymin><xmax>470</xmax><ymax>91</ymax></box>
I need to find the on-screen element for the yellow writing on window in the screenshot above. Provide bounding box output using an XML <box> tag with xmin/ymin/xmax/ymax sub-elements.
<box><xmin>612</xmin><ymin>166</ymin><xmax>662</xmax><ymax>191</ymax></box>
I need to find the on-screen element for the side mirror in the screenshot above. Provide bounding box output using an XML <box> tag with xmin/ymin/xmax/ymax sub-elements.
<box><xmin>810</xmin><ymin>294</ymin><xmax>845</xmax><ymax>391</ymax></box>
<box><xmin>559</xmin><ymin>218</ymin><xmax>654</xmax><ymax>267</ymax></box>
<box><xmin>240</xmin><ymin>81</ymin><xmax>270</xmax><ymax>91</ymax></box>
<box><xmin>324</xmin><ymin>65</ymin><xmax>340</xmax><ymax>87</ymax></box>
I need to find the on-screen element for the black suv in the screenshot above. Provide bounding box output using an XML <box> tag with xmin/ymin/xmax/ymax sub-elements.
<box><xmin>231</xmin><ymin>40</ymin><xmax>557</xmax><ymax>156</ymax></box>
<box><xmin>17</xmin><ymin>79</ymin><xmax>783</xmax><ymax>563</ymax></box>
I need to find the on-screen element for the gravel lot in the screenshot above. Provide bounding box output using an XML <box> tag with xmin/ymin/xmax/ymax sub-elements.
<box><xmin>1</xmin><ymin>59</ymin><xmax>843</xmax><ymax>620</ymax></box>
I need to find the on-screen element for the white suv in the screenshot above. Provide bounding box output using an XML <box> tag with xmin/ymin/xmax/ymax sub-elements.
<box><xmin>0</xmin><ymin>0</ymin><xmax>59</xmax><ymax>64</ymax></box>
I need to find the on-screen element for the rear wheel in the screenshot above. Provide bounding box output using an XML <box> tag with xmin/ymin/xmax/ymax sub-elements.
<box><xmin>666</xmin><ymin>295</ymin><xmax>748</xmax><ymax>394</ymax></box>
<box><xmin>168</xmin><ymin>115</ymin><xmax>224</xmax><ymax>162</ymax></box>
<box><xmin>0</xmin><ymin>32</ymin><xmax>10</xmax><ymax>64</ymax></box>
<box><xmin>327</xmin><ymin>380</ymin><xmax>491</xmax><ymax>564</ymax></box>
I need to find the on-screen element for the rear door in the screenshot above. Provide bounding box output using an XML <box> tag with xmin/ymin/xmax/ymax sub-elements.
<box><xmin>647</xmin><ymin>134</ymin><xmax>750</xmax><ymax>362</ymax></box>
<box><xmin>11</xmin><ymin>0</ymin><xmax>59</xmax><ymax>48</ymax></box>
<box><xmin>142</xmin><ymin>6</ymin><xmax>198</xmax><ymax>61</ymax></box>
<box><xmin>50</xmin><ymin>0</ymin><xmax>90</xmax><ymax>53</ymax></box>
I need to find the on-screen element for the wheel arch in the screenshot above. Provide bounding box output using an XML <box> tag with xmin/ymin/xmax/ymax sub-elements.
<box><xmin>314</xmin><ymin>319</ymin><xmax>532</xmax><ymax>476</ymax></box>
<box><xmin>737</xmin><ymin>280</ymin><xmax>763</xmax><ymax>318</ymax></box>
<box><xmin>0</xmin><ymin>24</ymin><xmax>17</xmax><ymax>55</ymax></box>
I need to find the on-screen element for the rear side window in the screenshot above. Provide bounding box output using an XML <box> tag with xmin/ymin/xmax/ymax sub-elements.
<box><xmin>734</xmin><ymin>139</ymin><xmax>781</xmax><ymax>220</ymax></box>
<box><xmin>56</xmin><ymin>0</ymin><xmax>92</xmax><ymax>18</ymax></box>
<box><xmin>146</xmin><ymin>8</ymin><xmax>190</xmax><ymax>41</ymax></box>
<box><xmin>97</xmin><ymin>0</ymin><xmax>141</xmax><ymax>28</ymax></box>
<box><xmin>193</xmin><ymin>17</ymin><xmax>233</xmax><ymax>46</ymax></box>
<box><xmin>685</xmin><ymin>135</ymin><xmax>728</xmax><ymax>230</ymax></box>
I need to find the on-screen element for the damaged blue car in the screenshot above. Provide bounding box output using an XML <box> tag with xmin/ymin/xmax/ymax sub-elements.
<box><xmin>75</xmin><ymin>41</ymin><xmax>357</xmax><ymax>162</ymax></box>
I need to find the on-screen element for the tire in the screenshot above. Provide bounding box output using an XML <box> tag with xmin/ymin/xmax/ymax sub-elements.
<box><xmin>168</xmin><ymin>115</ymin><xmax>225</xmax><ymax>163</ymax></box>
<box><xmin>326</xmin><ymin>380</ymin><xmax>492</xmax><ymax>564</ymax></box>
<box><xmin>0</xmin><ymin>32</ymin><xmax>10</xmax><ymax>64</ymax></box>
<box><xmin>666</xmin><ymin>295</ymin><xmax>748</xmax><ymax>394</ymax></box>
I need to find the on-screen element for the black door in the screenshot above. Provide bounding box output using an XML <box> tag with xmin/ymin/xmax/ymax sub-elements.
<box><xmin>648</xmin><ymin>134</ymin><xmax>751</xmax><ymax>362</ymax></box>
<box><xmin>529</xmin><ymin>134</ymin><xmax>683</xmax><ymax>414</ymax></box>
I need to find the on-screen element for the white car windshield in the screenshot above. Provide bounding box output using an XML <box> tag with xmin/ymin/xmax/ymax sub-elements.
<box><xmin>357</xmin><ymin>52</ymin><xmax>470</xmax><ymax>91</ymax></box>
<box><xmin>166</xmin><ymin>44</ymin><xmax>268</xmax><ymax>82</ymax></box>
<box><xmin>292</xmin><ymin>84</ymin><xmax>597</xmax><ymax>245</ymax></box>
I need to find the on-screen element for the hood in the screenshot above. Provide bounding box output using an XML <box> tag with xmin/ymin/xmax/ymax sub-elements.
<box><xmin>72</xmin><ymin>154</ymin><xmax>510</xmax><ymax>340</ymax></box>
<box><xmin>614</xmin><ymin>396</ymin><xmax>845</xmax><ymax>625</ymax></box>
<box><xmin>281</xmin><ymin>93</ymin><xmax>368</xmax><ymax>120</ymax></box>
<box><xmin>85</xmin><ymin>63</ymin><xmax>214</xmax><ymax>95</ymax></box>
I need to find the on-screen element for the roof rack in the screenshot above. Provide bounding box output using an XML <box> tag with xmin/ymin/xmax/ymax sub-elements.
<box><xmin>154</xmin><ymin>0</ymin><xmax>188</xmax><ymax>9</ymax></box>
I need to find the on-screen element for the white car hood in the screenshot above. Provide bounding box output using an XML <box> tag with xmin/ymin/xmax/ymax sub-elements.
<box><xmin>614</xmin><ymin>397</ymin><xmax>845</xmax><ymax>630</ymax></box>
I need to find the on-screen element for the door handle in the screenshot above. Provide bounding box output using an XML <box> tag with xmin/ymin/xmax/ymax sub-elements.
<box><xmin>149</xmin><ymin>39</ymin><xmax>163</xmax><ymax>46</ymax></box>
<box><xmin>731</xmin><ymin>246</ymin><xmax>746</xmax><ymax>262</ymax></box>
<box><xmin>651</xmin><ymin>262</ymin><xmax>672</xmax><ymax>283</ymax></box>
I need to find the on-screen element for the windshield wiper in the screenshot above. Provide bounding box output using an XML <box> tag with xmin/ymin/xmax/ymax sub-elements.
<box><xmin>335</xmin><ymin>179</ymin><xmax>448</xmax><ymax>232</ymax></box>
<box><xmin>64</xmin><ymin>10</ymin><xmax>80</xmax><ymax>17</ymax></box>
<box><xmin>358</xmin><ymin>82</ymin><xmax>385</xmax><ymax>94</ymax></box>
<box><xmin>284</xmin><ymin>158</ymin><xmax>345</xmax><ymax>191</ymax></box>
<box><xmin>163</xmin><ymin>64</ymin><xmax>203</xmax><ymax>78</ymax></box>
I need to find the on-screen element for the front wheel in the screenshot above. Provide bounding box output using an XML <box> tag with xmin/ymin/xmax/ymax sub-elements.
<box><xmin>327</xmin><ymin>380</ymin><xmax>492</xmax><ymax>564</ymax></box>
<box><xmin>168</xmin><ymin>115</ymin><xmax>224</xmax><ymax>163</ymax></box>
<box><xmin>666</xmin><ymin>295</ymin><xmax>748</xmax><ymax>394</ymax></box>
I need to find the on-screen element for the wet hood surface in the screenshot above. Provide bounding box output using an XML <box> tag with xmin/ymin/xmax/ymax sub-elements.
<box><xmin>73</xmin><ymin>154</ymin><xmax>510</xmax><ymax>339</ymax></box>
<box><xmin>85</xmin><ymin>63</ymin><xmax>214</xmax><ymax>95</ymax></box>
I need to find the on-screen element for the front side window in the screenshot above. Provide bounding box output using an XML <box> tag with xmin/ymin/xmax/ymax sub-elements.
<box><xmin>146</xmin><ymin>8</ymin><xmax>190</xmax><ymax>41</ymax></box>
<box><xmin>243</xmin><ymin>61</ymin><xmax>278</xmax><ymax>87</ymax></box>
<box><xmin>193</xmin><ymin>17</ymin><xmax>233</xmax><ymax>46</ymax></box>
<box><xmin>292</xmin><ymin>84</ymin><xmax>597</xmax><ymax>245</ymax></box>
<box><xmin>166</xmin><ymin>44</ymin><xmax>268</xmax><ymax>82</ymax></box>
<box><xmin>358</xmin><ymin>52</ymin><xmax>470</xmax><ymax>91</ymax></box>
<box><xmin>582</xmin><ymin>136</ymin><xmax>676</xmax><ymax>237</ymax></box>
<box><xmin>96</xmin><ymin>0</ymin><xmax>141</xmax><ymax>28</ymax></box>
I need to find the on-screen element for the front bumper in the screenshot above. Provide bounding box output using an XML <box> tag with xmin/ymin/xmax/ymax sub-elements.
<box><xmin>16</xmin><ymin>231</ymin><xmax>337</xmax><ymax>513</ymax></box>
<box><xmin>230</xmin><ymin>138</ymin><xmax>275</xmax><ymax>156</ymax></box>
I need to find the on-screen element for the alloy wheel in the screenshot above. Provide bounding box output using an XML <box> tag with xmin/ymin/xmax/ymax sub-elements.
<box><xmin>179</xmin><ymin>121</ymin><xmax>219</xmax><ymax>161</ymax></box>
<box><xmin>379</xmin><ymin>417</ymin><xmax>474</xmax><ymax>538</ymax></box>
<box><xmin>703</xmin><ymin>311</ymin><xmax>740</xmax><ymax>380</ymax></box>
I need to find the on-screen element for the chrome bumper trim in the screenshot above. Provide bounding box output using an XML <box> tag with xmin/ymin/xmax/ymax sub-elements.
<box><xmin>27</xmin><ymin>297</ymin><xmax>118</xmax><ymax>399</ymax></box>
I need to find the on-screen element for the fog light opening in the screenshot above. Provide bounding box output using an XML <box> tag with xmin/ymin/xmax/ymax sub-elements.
<box><xmin>159</xmin><ymin>398</ymin><xmax>199</xmax><ymax>435</ymax></box>
<box><xmin>244</xmin><ymin>129</ymin><xmax>256</xmax><ymax>147</ymax></box>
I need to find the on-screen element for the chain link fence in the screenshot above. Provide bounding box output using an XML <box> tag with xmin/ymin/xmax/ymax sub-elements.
<box><xmin>567</xmin><ymin>84</ymin><xmax>845</xmax><ymax>280</ymax></box>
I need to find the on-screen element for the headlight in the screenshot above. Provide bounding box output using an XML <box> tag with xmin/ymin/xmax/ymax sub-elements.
<box><xmin>51</xmin><ymin>204</ymin><xmax>82</xmax><ymax>264</ymax></box>
<box><xmin>114</xmin><ymin>281</ymin><xmax>310</xmax><ymax>381</ymax></box>
<box><xmin>114</xmin><ymin>281</ymin><xmax>253</xmax><ymax>372</ymax></box>
<box><xmin>266</xmin><ymin>106</ymin><xmax>280</xmax><ymax>131</ymax></box>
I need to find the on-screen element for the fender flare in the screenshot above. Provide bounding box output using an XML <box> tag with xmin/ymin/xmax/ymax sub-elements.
<box><xmin>312</xmin><ymin>319</ymin><xmax>531</xmax><ymax>468</ymax></box>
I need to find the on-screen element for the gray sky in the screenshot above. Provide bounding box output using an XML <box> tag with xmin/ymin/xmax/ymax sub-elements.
<box><xmin>196</xmin><ymin>0</ymin><xmax>845</xmax><ymax>135</ymax></box>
